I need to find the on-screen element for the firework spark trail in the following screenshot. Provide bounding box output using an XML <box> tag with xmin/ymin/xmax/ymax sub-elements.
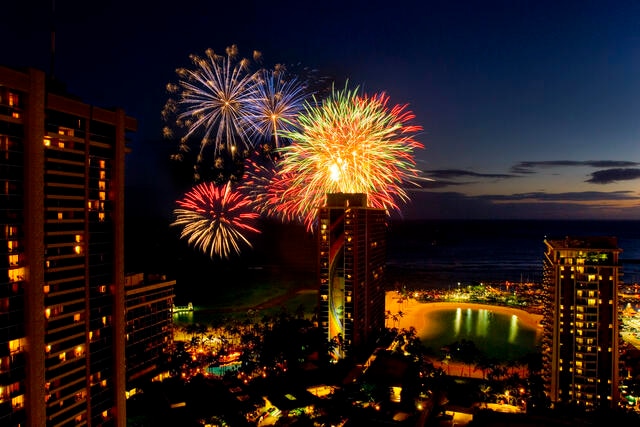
<box><xmin>275</xmin><ymin>84</ymin><xmax>423</xmax><ymax>229</ymax></box>
<box><xmin>244</xmin><ymin>68</ymin><xmax>308</xmax><ymax>148</ymax></box>
<box><xmin>172</xmin><ymin>181</ymin><xmax>260</xmax><ymax>259</ymax></box>
<box><xmin>164</xmin><ymin>45</ymin><xmax>260</xmax><ymax>162</ymax></box>
<box><xmin>240</xmin><ymin>153</ymin><xmax>303</xmax><ymax>223</ymax></box>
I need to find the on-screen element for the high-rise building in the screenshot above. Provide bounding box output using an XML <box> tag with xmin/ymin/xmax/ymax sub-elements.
<box><xmin>318</xmin><ymin>193</ymin><xmax>386</xmax><ymax>359</ymax></box>
<box><xmin>542</xmin><ymin>236</ymin><xmax>623</xmax><ymax>409</ymax></box>
<box><xmin>0</xmin><ymin>66</ymin><xmax>136</xmax><ymax>426</ymax></box>
<box><xmin>124</xmin><ymin>272</ymin><xmax>175</xmax><ymax>392</ymax></box>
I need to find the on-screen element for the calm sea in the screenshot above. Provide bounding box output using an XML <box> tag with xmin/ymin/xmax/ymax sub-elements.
<box><xmin>386</xmin><ymin>219</ymin><xmax>640</xmax><ymax>289</ymax></box>
<box><xmin>148</xmin><ymin>219</ymin><xmax>640</xmax><ymax>305</ymax></box>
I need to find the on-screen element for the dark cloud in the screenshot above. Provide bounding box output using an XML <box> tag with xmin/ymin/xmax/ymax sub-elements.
<box><xmin>586</xmin><ymin>168</ymin><xmax>640</xmax><ymax>184</ymax></box>
<box><xmin>484</xmin><ymin>190</ymin><xmax>639</xmax><ymax>202</ymax></box>
<box><xmin>511</xmin><ymin>160</ymin><xmax>640</xmax><ymax>174</ymax></box>
<box><xmin>409</xmin><ymin>180</ymin><xmax>466</xmax><ymax>189</ymax></box>
<box><xmin>426</xmin><ymin>169</ymin><xmax>517</xmax><ymax>180</ymax></box>
<box><xmin>401</xmin><ymin>190</ymin><xmax>640</xmax><ymax>220</ymax></box>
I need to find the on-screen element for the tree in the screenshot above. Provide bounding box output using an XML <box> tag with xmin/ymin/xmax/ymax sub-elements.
<box><xmin>479</xmin><ymin>383</ymin><xmax>492</xmax><ymax>407</ymax></box>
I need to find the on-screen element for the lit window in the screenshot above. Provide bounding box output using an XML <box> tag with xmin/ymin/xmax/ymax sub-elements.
<box><xmin>11</xmin><ymin>394</ymin><xmax>24</xmax><ymax>409</ymax></box>
<box><xmin>99</xmin><ymin>160</ymin><xmax>106</xmax><ymax>169</ymax></box>
<box><xmin>57</xmin><ymin>212</ymin><xmax>63</xmax><ymax>220</ymax></box>
<box><xmin>43</xmin><ymin>285</ymin><xmax>50</xmax><ymax>294</ymax></box>
<box><xmin>45</xmin><ymin>308</ymin><xmax>51</xmax><ymax>318</ymax></box>
<box><xmin>74</xmin><ymin>245</ymin><xmax>82</xmax><ymax>255</ymax></box>
<box><xmin>99</xmin><ymin>191</ymin><xmax>105</xmax><ymax>200</ymax></box>
<box><xmin>73</xmin><ymin>313</ymin><xmax>81</xmax><ymax>322</ymax></box>
<box><xmin>9</xmin><ymin>338</ymin><xmax>25</xmax><ymax>354</ymax></box>
<box><xmin>59</xmin><ymin>352</ymin><xmax>66</xmax><ymax>362</ymax></box>
<box><xmin>98</xmin><ymin>212</ymin><xmax>105</xmax><ymax>221</ymax></box>
<box><xmin>43</xmin><ymin>137</ymin><xmax>51</xmax><ymax>147</ymax></box>
<box><xmin>58</xmin><ymin>127</ymin><xmax>73</xmax><ymax>137</ymax></box>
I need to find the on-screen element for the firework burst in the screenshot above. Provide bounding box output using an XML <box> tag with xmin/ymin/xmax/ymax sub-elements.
<box><xmin>275</xmin><ymin>84</ymin><xmax>423</xmax><ymax>229</ymax></box>
<box><xmin>244</xmin><ymin>68</ymin><xmax>308</xmax><ymax>148</ymax></box>
<box><xmin>240</xmin><ymin>152</ymin><xmax>302</xmax><ymax>223</ymax></box>
<box><xmin>172</xmin><ymin>181</ymin><xmax>260</xmax><ymax>259</ymax></box>
<box><xmin>163</xmin><ymin>45</ymin><xmax>260</xmax><ymax>168</ymax></box>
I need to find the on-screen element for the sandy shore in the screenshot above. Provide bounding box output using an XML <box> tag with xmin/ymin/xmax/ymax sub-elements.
<box><xmin>385</xmin><ymin>292</ymin><xmax>544</xmax><ymax>378</ymax></box>
<box><xmin>385</xmin><ymin>292</ymin><xmax>543</xmax><ymax>333</ymax></box>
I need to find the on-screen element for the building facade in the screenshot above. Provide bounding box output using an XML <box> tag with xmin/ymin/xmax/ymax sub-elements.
<box><xmin>0</xmin><ymin>66</ymin><xmax>135</xmax><ymax>426</ymax></box>
<box><xmin>541</xmin><ymin>236</ymin><xmax>623</xmax><ymax>409</ymax></box>
<box><xmin>318</xmin><ymin>193</ymin><xmax>386</xmax><ymax>359</ymax></box>
<box><xmin>124</xmin><ymin>273</ymin><xmax>175</xmax><ymax>392</ymax></box>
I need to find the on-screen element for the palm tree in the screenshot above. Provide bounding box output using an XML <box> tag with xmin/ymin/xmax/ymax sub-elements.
<box><xmin>396</xmin><ymin>310</ymin><xmax>405</xmax><ymax>327</ymax></box>
<box><xmin>475</xmin><ymin>355</ymin><xmax>492</xmax><ymax>380</ymax></box>
<box><xmin>294</xmin><ymin>303</ymin><xmax>306</xmax><ymax>319</ymax></box>
<box><xmin>479</xmin><ymin>383</ymin><xmax>492</xmax><ymax>407</ymax></box>
<box><xmin>488</xmin><ymin>365</ymin><xmax>506</xmax><ymax>382</ymax></box>
<box><xmin>385</xmin><ymin>310</ymin><xmax>393</xmax><ymax>328</ymax></box>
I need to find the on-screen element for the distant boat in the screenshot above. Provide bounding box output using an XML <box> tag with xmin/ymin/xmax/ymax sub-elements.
<box><xmin>171</xmin><ymin>302</ymin><xmax>194</xmax><ymax>313</ymax></box>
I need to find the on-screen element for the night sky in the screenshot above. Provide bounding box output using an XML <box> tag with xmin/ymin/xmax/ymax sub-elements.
<box><xmin>4</xmin><ymin>0</ymin><xmax>640</xmax><ymax>220</ymax></box>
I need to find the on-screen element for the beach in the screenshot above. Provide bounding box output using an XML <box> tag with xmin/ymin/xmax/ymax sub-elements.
<box><xmin>386</xmin><ymin>292</ymin><xmax>543</xmax><ymax>333</ymax></box>
<box><xmin>385</xmin><ymin>292</ymin><xmax>544</xmax><ymax>378</ymax></box>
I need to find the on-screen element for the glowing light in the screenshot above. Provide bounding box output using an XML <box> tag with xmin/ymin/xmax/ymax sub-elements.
<box><xmin>163</xmin><ymin>45</ymin><xmax>260</xmax><ymax>164</ymax></box>
<box><xmin>172</xmin><ymin>181</ymin><xmax>260</xmax><ymax>259</ymax></box>
<box><xmin>509</xmin><ymin>314</ymin><xmax>518</xmax><ymax>343</ymax></box>
<box><xmin>240</xmin><ymin>152</ymin><xmax>302</xmax><ymax>223</ymax></box>
<box><xmin>244</xmin><ymin>68</ymin><xmax>308</xmax><ymax>148</ymax></box>
<box><xmin>275</xmin><ymin>83</ymin><xmax>423</xmax><ymax>229</ymax></box>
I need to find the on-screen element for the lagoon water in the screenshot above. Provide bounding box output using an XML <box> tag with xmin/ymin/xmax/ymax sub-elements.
<box><xmin>417</xmin><ymin>306</ymin><xmax>540</xmax><ymax>361</ymax></box>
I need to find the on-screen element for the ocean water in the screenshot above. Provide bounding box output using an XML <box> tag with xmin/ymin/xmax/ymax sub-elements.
<box><xmin>385</xmin><ymin>219</ymin><xmax>640</xmax><ymax>289</ymax></box>
<box><xmin>153</xmin><ymin>219</ymin><xmax>640</xmax><ymax>306</ymax></box>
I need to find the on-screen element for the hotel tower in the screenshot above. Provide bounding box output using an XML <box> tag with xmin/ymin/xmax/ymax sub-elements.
<box><xmin>318</xmin><ymin>193</ymin><xmax>386</xmax><ymax>359</ymax></box>
<box><xmin>0</xmin><ymin>66</ymin><xmax>135</xmax><ymax>426</ymax></box>
<box><xmin>542</xmin><ymin>236</ymin><xmax>623</xmax><ymax>409</ymax></box>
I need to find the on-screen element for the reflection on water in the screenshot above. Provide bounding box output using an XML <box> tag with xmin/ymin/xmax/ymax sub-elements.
<box><xmin>420</xmin><ymin>307</ymin><xmax>540</xmax><ymax>361</ymax></box>
<box><xmin>509</xmin><ymin>314</ymin><xmax>518</xmax><ymax>343</ymax></box>
<box><xmin>476</xmin><ymin>309</ymin><xmax>488</xmax><ymax>337</ymax></box>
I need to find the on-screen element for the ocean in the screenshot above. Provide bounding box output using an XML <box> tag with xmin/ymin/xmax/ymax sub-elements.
<box><xmin>385</xmin><ymin>219</ymin><xmax>640</xmax><ymax>289</ymax></box>
<box><xmin>132</xmin><ymin>218</ymin><xmax>640</xmax><ymax>305</ymax></box>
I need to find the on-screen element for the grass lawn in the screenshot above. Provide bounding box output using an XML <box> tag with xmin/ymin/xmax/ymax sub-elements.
<box><xmin>174</xmin><ymin>269</ymin><xmax>317</xmax><ymax>326</ymax></box>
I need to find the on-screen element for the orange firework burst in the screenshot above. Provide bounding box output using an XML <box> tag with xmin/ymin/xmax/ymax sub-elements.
<box><xmin>273</xmin><ymin>84</ymin><xmax>424</xmax><ymax>229</ymax></box>
<box><xmin>172</xmin><ymin>181</ymin><xmax>260</xmax><ymax>259</ymax></box>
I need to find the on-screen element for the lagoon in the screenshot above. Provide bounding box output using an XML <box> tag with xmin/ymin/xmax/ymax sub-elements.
<box><xmin>417</xmin><ymin>306</ymin><xmax>541</xmax><ymax>360</ymax></box>
<box><xmin>388</xmin><ymin>295</ymin><xmax>543</xmax><ymax>362</ymax></box>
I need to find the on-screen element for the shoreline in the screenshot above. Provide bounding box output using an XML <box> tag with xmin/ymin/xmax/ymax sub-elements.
<box><xmin>385</xmin><ymin>292</ymin><xmax>544</xmax><ymax>378</ymax></box>
<box><xmin>385</xmin><ymin>292</ymin><xmax>544</xmax><ymax>334</ymax></box>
